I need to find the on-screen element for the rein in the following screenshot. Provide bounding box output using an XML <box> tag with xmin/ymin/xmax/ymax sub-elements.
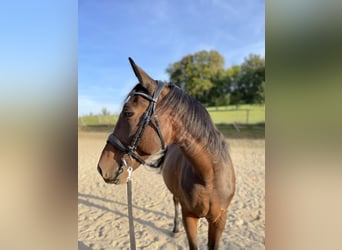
<box><xmin>123</xmin><ymin>160</ymin><xmax>136</xmax><ymax>250</ymax></box>
<box><xmin>106</xmin><ymin>80</ymin><xmax>168</xmax><ymax>249</ymax></box>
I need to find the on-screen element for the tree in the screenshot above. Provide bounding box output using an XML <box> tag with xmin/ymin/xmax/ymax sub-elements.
<box><xmin>230</xmin><ymin>54</ymin><xmax>265</xmax><ymax>104</ymax></box>
<box><xmin>166</xmin><ymin>50</ymin><xmax>225</xmax><ymax>104</ymax></box>
<box><xmin>101</xmin><ymin>107</ymin><xmax>110</xmax><ymax>116</ymax></box>
<box><xmin>166</xmin><ymin>51</ymin><xmax>265</xmax><ymax>106</ymax></box>
<box><xmin>207</xmin><ymin>65</ymin><xmax>241</xmax><ymax>106</ymax></box>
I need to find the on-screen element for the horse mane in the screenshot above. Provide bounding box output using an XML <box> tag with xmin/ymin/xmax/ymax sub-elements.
<box><xmin>126</xmin><ymin>83</ymin><xmax>229</xmax><ymax>161</ymax></box>
<box><xmin>158</xmin><ymin>84</ymin><xmax>229</xmax><ymax>161</ymax></box>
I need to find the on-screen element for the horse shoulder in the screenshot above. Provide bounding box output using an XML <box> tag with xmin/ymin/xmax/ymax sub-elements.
<box><xmin>162</xmin><ymin>145</ymin><xmax>184</xmax><ymax>195</ymax></box>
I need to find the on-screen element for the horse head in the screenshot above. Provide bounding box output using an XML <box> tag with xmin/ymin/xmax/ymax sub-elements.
<box><xmin>97</xmin><ymin>58</ymin><xmax>172</xmax><ymax>184</ymax></box>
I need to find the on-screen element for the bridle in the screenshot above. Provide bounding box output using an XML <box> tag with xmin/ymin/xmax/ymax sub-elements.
<box><xmin>105</xmin><ymin>80</ymin><xmax>169</xmax><ymax>249</ymax></box>
<box><xmin>106</xmin><ymin>80</ymin><xmax>169</xmax><ymax>181</ymax></box>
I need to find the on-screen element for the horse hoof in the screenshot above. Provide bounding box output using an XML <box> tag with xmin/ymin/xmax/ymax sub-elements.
<box><xmin>172</xmin><ymin>230</ymin><xmax>181</xmax><ymax>238</ymax></box>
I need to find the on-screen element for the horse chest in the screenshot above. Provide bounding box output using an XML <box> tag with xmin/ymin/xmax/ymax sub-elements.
<box><xmin>180</xmin><ymin>173</ymin><xmax>211</xmax><ymax>217</ymax></box>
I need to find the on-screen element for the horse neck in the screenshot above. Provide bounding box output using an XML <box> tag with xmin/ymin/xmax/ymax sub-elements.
<box><xmin>159</xmin><ymin>89</ymin><xmax>228</xmax><ymax>182</ymax></box>
<box><xmin>173</xmin><ymin>126</ymin><xmax>221</xmax><ymax>183</ymax></box>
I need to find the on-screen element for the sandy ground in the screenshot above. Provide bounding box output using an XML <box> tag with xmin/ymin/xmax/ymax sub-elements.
<box><xmin>78</xmin><ymin>132</ymin><xmax>265</xmax><ymax>250</ymax></box>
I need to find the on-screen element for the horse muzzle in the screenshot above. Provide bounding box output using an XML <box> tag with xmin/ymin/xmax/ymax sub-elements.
<box><xmin>97</xmin><ymin>164</ymin><xmax>124</xmax><ymax>185</ymax></box>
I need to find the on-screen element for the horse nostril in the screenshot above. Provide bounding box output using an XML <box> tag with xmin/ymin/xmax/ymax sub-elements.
<box><xmin>97</xmin><ymin>165</ymin><xmax>103</xmax><ymax>176</ymax></box>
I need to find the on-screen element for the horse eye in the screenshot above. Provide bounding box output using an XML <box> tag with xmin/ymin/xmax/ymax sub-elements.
<box><xmin>123</xmin><ymin>111</ymin><xmax>134</xmax><ymax>117</ymax></box>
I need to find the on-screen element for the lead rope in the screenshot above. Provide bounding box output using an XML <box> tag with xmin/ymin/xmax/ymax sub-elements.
<box><xmin>123</xmin><ymin>159</ymin><xmax>136</xmax><ymax>250</ymax></box>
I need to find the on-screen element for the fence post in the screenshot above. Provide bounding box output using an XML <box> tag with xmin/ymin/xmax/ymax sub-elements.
<box><xmin>246</xmin><ymin>109</ymin><xmax>250</xmax><ymax>124</ymax></box>
<box><xmin>79</xmin><ymin>117</ymin><xmax>85</xmax><ymax>127</ymax></box>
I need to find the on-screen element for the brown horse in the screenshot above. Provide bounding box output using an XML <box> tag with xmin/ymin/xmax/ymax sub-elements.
<box><xmin>97</xmin><ymin>58</ymin><xmax>235</xmax><ymax>249</ymax></box>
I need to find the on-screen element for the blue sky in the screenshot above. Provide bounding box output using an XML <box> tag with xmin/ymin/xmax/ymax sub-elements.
<box><xmin>1</xmin><ymin>0</ymin><xmax>76</xmax><ymax>106</ymax></box>
<box><xmin>78</xmin><ymin>0</ymin><xmax>264</xmax><ymax>116</ymax></box>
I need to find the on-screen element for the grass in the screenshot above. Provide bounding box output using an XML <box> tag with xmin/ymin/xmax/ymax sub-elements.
<box><xmin>207</xmin><ymin>104</ymin><xmax>264</xmax><ymax>124</ymax></box>
<box><xmin>78</xmin><ymin>115</ymin><xmax>119</xmax><ymax>126</ymax></box>
<box><xmin>206</xmin><ymin>104</ymin><xmax>264</xmax><ymax>111</ymax></box>
<box><xmin>78</xmin><ymin>104</ymin><xmax>265</xmax><ymax>139</ymax></box>
<box><xmin>216</xmin><ymin>123</ymin><xmax>265</xmax><ymax>139</ymax></box>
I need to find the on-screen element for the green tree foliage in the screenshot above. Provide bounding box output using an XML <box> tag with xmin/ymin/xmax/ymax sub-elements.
<box><xmin>207</xmin><ymin>65</ymin><xmax>241</xmax><ymax>106</ymax></box>
<box><xmin>230</xmin><ymin>54</ymin><xmax>265</xmax><ymax>104</ymax></box>
<box><xmin>166</xmin><ymin>50</ymin><xmax>225</xmax><ymax>103</ymax></box>
<box><xmin>101</xmin><ymin>107</ymin><xmax>111</xmax><ymax>116</ymax></box>
<box><xmin>166</xmin><ymin>51</ymin><xmax>265</xmax><ymax>106</ymax></box>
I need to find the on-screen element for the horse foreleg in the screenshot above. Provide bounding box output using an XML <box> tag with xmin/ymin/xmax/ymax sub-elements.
<box><xmin>207</xmin><ymin>211</ymin><xmax>227</xmax><ymax>250</ymax></box>
<box><xmin>182</xmin><ymin>210</ymin><xmax>199</xmax><ymax>250</ymax></box>
<box><xmin>172</xmin><ymin>196</ymin><xmax>181</xmax><ymax>234</ymax></box>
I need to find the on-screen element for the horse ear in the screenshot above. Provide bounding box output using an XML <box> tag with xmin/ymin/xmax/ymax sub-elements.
<box><xmin>128</xmin><ymin>57</ymin><xmax>156</xmax><ymax>94</ymax></box>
